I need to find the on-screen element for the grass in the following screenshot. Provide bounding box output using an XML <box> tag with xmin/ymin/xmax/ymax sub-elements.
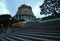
<box><xmin>41</xmin><ymin>14</ymin><xmax>60</xmax><ymax>21</ymax></box>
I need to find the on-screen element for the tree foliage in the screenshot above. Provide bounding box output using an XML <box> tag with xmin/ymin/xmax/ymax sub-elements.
<box><xmin>40</xmin><ymin>0</ymin><xmax>60</xmax><ymax>16</ymax></box>
<box><xmin>0</xmin><ymin>14</ymin><xmax>12</xmax><ymax>28</ymax></box>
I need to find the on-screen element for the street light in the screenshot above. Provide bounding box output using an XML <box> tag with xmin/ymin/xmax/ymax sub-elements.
<box><xmin>7</xmin><ymin>18</ymin><xmax>12</xmax><ymax>33</ymax></box>
<box><xmin>1</xmin><ymin>24</ymin><xmax>4</xmax><ymax>33</ymax></box>
<box><xmin>8</xmin><ymin>18</ymin><xmax>12</xmax><ymax>28</ymax></box>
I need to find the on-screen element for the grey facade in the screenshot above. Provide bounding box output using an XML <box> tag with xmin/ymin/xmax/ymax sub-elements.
<box><xmin>14</xmin><ymin>5</ymin><xmax>36</xmax><ymax>22</ymax></box>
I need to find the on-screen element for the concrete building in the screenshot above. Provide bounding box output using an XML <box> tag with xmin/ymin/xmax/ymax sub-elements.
<box><xmin>14</xmin><ymin>4</ymin><xmax>36</xmax><ymax>22</ymax></box>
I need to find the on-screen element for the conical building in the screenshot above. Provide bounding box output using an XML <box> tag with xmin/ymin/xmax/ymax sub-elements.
<box><xmin>14</xmin><ymin>4</ymin><xmax>36</xmax><ymax>22</ymax></box>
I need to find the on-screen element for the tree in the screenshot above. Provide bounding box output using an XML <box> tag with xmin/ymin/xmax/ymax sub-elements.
<box><xmin>0</xmin><ymin>14</ymin><xmax>12</xmax><ymax>30</ymax></box>
<box><xmin>40</xmin><ymin>0</ymin><xmax>60</xmax><ymax>16</ymax></box>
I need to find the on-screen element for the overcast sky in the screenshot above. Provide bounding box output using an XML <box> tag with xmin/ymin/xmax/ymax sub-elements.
<box><xmin>0</xmin><ymin>0</ymin><xmax>44</xmax><ymax>18</ymax></box>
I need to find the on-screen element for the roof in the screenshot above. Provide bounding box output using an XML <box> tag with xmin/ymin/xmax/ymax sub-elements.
<box><xmin>16</xmin><ymin>4</ymin><xmax>35</xmax><ymax>16</ymax></box>
<box><xmin>19</xmin><ymin>4</ymin><xmax>31</xmax><ymax>9</ymax></box>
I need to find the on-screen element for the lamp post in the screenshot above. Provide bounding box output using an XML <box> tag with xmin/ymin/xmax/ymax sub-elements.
<box><xmin>1</xmin><ymin>24</ymin><xmax>4</xmax><ymax>33</ymax></box>
<box><xmin>7</xmin><ymin>18</ymin><xmax>12</xmax><ymax>33</ymax></box>
<box><xmin>1</xmin><ymin>24</ymin><xmax>6</xmax><ymax>37</ymax></box>
<box><xmin>9</xmin><ymin>18</ymin><xmax>12</xmax><ymax>27</ymax></box>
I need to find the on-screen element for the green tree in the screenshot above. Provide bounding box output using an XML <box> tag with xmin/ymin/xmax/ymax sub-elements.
<box><xmin>40</xmin><ymin>0</ymin><xmax>60</xmax><ymax>16</ymax></box>
<box><xmin>0</xmin><ymin>14</ymin><xmax>12</xmax><ymax>30</ymax></box>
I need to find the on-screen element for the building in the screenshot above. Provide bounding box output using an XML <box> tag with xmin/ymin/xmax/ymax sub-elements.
<box><xmin>40</xmin><ymin>0</ymin><xmax>60</xmax><ymax>16</ymax></box>
<box><xmin>14</xmin><ymin>4</ymin><xmax>36</xmax><ymax>22</ymax></box>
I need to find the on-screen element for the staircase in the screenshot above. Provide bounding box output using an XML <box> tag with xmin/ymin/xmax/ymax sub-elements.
<box><xmin>0</xmin><ymin>26</ymin><xmax>60</xmax><ymax>41</ymax></box>
<box><xmin>0</xmin><ymin>19</ymin><xmax>60</xmax><ymax>41</ymax></box>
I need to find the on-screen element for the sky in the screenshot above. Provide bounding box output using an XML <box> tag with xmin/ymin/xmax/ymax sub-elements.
<box><xmin>0</xmin><ymin>0</ymin><xmax>45</xmax><ymax>18</ymax></box>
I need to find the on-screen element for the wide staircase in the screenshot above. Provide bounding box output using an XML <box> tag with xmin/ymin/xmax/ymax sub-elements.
<box><xmin>0</xmin><ymin>26</ymin><xmax>60</xmax><ymax>41</ymax></box>
<box><xmin>0</xmin><ymin>19</ymin><xmax>60</xmax><ymax>41</ymax></box>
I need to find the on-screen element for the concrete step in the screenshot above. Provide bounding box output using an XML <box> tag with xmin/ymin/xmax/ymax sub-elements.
<box><xmin>6</xmin><ymin>34</ymin><xmax>33</xmax><ymax>41</ymax></box>
<box><xmin>0</xmin><ymin>39</ymin><xmax>2</xmax><ymax>41</ymax></box>
<box><xmin>13</xmin><ymin>31</ymin><xmax>60</xmax><ymax>36</ymax></box>
<box><xmin>12</xmin><ymin>33</ymin><xmax>60</xmax><ymax>40</ymax></box>
<box><xmin>0</xmin><ymin>37</ymin><xmax>9</xmax><ymax>41</ymax></box>
<box><xmin>3</xmin><ymin>36</ymin><xmax>18</xmax><ymax>41</ymax></box>
<box><xmin>16</xmin><ymin>29</ymin><xmax>60</xmax><ymax>33</ymax></box>
<box><xmin>8</xmin><ymin>33</ymin><xmax>57</xmax><ymax>41</ymax></box>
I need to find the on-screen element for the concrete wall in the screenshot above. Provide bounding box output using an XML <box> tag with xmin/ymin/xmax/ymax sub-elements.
<box><xmin>19</xmin><ymin>18</ymin><xmax>60</xmax><ymax>33</ymax></box>
<box><xmin>24</xmin><ymin>18</ymin><xmax>60</xmax><ymax>29</ymax></box>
